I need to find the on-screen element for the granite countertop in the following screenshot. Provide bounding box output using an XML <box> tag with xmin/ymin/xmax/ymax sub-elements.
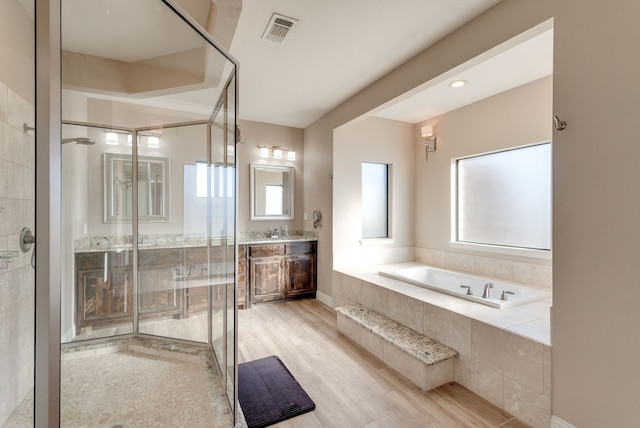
<box><xmin>337</xmin><ymin>303</ymin><xmax>458</xmax><ymax>365</ymax></box>
<box><xmin>74</xmin><ymin>231</ymin><xmax>317</xmax><ymax>253</ymax></box>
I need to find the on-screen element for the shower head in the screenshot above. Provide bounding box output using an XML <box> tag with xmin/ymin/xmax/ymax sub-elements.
<box><xmin>61</xmin><ymin>137</ymin><xmax>96</xmax><ymax>145</ymax></box>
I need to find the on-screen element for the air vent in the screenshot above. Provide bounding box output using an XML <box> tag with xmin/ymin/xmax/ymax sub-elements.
<box><xmin>262</xmin><ymin>13</ymin><xmax>298</xmax><ymax>44</ymax></box>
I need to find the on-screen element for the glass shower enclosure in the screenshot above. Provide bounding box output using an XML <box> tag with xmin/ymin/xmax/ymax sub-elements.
<box><xmin>57</xmin><ymin>0</ymin><xmax>238</xmax><ymax>426</ymax></box>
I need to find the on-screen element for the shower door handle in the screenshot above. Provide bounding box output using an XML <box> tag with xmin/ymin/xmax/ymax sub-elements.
<box><xmin>20</xmin><ymin>227</ymin><xmax>35</xmax><ymax>252</ymax></box>
<box><xmin>20</xmin><ymin>227</ymin><xmax>36</xmax><ymax>269</ymax></box>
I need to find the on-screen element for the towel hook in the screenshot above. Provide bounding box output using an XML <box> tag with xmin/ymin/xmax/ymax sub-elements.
<box><xmin>553</xmin><ymin>115</ymin><xmax>567</xmax><ymax>131</ymax></box>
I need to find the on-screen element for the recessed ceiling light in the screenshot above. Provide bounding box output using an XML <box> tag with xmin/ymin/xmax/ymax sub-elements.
<box><xmin>449</xmin><ymin>80</ymin><xmax>467</xmax><ymax>88</ymax></box>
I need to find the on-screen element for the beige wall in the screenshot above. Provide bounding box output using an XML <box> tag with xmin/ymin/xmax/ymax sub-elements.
<box><xmin>307</xmin><ymin>0</ymin><xmax>640</xmax><ymax>425</ymax></box>
<box><xmin>333</xmin><ymin>117</ymin><xmax>415</xmax><ymax>267</ymax></box>
<box><xmin>0</xmin><ymin>1</ymin><xmax>34</xmax><ymax>104</ymax></box>
<box><xmin>305</xmin><ymin>0</ymin><xmax>554</xmax><ymax>301</ymax></box>
<box><xmin>552</xmin><ymin>1</ymin><xmax>640</xmax><ymax>426</ymax></box>
<box><xmin>237</xmin><ymin>119</ymin><xmax>304</xmax><ymax>233</ymax></box>
<box><xmin>70</xmin><ymin>122</ymin><xmax>207</xmax><ymax>238</ymax></box>
<box><xmin>415</xmin><ymin>76</ymin><xmax>552</xmax><ymax>260</ymax></box>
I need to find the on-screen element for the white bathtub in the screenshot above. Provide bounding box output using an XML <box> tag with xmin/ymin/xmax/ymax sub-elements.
<box><xmin>379</xmin><ymin>264</ymin><xmax>551</xmax><ymax>308</ymax></box>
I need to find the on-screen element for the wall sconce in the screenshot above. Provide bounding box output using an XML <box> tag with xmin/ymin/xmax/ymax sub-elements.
<box><xmin>421</xmin><ymin>125</ymin><xmax>437</xmax><ymax>161</ymax></box>
<box><xmin>257</xmin><ymin>145</ymin><xmax>296</xmax><ymax>161</ymax></box>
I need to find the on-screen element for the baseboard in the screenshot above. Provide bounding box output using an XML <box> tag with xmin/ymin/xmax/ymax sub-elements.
<box><xmin>551</xmin><ymin>415</ymin><xmax>578</xmax><ymax>428</ymax></box>
<box><xmin>315</xmin><ymin>290</ymin><xmax>333</xmax><ymax>307</ymax></box>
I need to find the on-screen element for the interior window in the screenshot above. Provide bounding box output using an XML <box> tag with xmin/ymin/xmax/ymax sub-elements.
<box><xmin>362</xmin><ymin>162</ymin><xmax>389</xmax><ymax>239</ymax></box>
<box><xmin>453</xmin><ymin>142</ymin><xmax>551</xmax><ymax>251</ymax></box>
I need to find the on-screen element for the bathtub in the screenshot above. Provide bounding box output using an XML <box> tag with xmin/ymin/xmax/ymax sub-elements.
<box><xmin>379</xmin><ymin>264</ymin><xmax>551</xmax><ymax>309</ymax></box>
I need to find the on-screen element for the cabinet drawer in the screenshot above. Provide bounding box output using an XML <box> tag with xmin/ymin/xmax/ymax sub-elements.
<box><xmin>249</xmin><ymin>244</ymin><xmax>285</xmax><ymax>258</ymax></box>
<box><xmin>138</xmin><ymin>248</ymin><xmax>182</xmax><ymax>266</ymax></box>
<box><xmin>285</xmin><ymin>241</ymin><xmax>315</xmax><ymax>254</ymax></box>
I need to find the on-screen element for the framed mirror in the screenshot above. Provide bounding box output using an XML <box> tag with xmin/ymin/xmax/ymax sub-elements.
<box><xmin>104</xmin><ymin>152</ymin><xmax>170</xmax><ymax>222</ymax></box>
<box><xmin>250</xmin><ymin>164</ymin><xmax>294</xmax><ymax>221</ymax></box>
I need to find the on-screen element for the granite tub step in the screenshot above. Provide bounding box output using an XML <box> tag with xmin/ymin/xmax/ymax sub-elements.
<box><xmin>336</xmin><ymin>303</ymin><xmax>458</xmax><ymax>391</ymax></box>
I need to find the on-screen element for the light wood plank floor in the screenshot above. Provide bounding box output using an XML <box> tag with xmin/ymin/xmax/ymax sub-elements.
<box><xmin>238</xmin><ymin>298</ymin><xmax>530</xmax><ymax>428</ymax></box>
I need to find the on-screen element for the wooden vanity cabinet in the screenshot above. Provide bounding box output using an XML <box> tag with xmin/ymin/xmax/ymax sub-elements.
<box><xmin>284</xmin><ymin>242</ymin><xmax>317</xmax><ymax>297</ymax></box>
<box><xmin>76</xmin><ymin>242</ymin><xmax>242</xmax><ymax>331</ymax></box>
<box><xmin>237</xmin><ymin>244</ymin><xmax>247</xmax><ymax>308</ymax></box>
<box><xmin>247</xmin><ymin>241</ymin><xmax>316</xmax><ymax>305</ymax></box>
<box><xmin>137</xmin><ymin>248</ymin><xmax>183</xmax><ymax>319</ymax></box>
<box><xmin>76</xmin><ymin>250</ymin><xmax>133</xmax><ymax>330</ymax></box>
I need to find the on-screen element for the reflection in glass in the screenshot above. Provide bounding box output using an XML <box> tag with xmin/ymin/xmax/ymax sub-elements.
<box><xmin>104</xmin><ymin>153</ymin><xmax>169</xmax><ymax>222</ymax></box>
<box><xmin>60</xmin><ymin>0</ymin><xmax>238</xmax><ymax>425</ymax></box>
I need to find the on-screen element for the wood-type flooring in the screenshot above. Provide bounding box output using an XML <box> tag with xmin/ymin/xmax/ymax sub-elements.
<box><xmin>238</xmin><ymin>298</ymin><xmax>531</xmax><ymax>428</ymax></box>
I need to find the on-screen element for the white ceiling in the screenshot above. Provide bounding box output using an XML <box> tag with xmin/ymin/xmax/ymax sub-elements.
<box><xmin>229</xmin><ymin>0</ymin><xmax>504</xmax><ymax>128</ymax></box>
<box><xmin>51</xmin><ymin>0</ymin><xmax>553</xmax><ymax>130</ymax></box>
<box><xmin>374</xmin><ymin>27</ymin><xmax>553</xmax><ymax>124</ymax></box>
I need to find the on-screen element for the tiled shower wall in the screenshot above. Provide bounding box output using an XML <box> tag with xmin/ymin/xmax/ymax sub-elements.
<box><xmin>0</xmin><ymin>79</ymin><xmax>35</xmax><ymax>426</ymax></box>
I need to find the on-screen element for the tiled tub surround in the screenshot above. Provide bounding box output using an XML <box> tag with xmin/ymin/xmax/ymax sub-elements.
<box><xmin>336</xmin><ymin>303</ymin><xmax>458</xmax><ymax>391</ymax></box>
<box><xmin>415</xmin><ymin>247</ymin><xmax>552</xmax><ymax>290</ymax></box>
<box><xmin>333</xmin><ymin>263</ymin><xmax>551</xmax><ymax>428</ymax></box>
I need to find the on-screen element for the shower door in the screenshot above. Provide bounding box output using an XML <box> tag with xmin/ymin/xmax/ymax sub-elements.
<box><xmin>58</xmin><ymin>0</ymin><xmax>239</xmax><ymax>426</ymax></box>
<box><xmin>0</xmin><ymin>1</ymin><xmax>35</xmax><ymax>426</ymax></box>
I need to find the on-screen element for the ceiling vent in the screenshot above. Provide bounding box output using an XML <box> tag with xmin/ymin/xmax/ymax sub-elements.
<box><xmin>262</xmin><ymin>13</ymin><xmax>298</xmax><ymax>44</ymax></box>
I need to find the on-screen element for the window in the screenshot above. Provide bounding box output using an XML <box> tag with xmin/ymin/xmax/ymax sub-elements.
<box><xmin>362</xmin><ymin>162</ymin><xmax>388</xmax><ymax>239</ymax></box>
<box><xmin>452</xmin><ymin>143</ymin><xmax>551</xmax><ymax>254</ymax></box>
<box><xmin>265</xmin><ymin>184</ymin><xmax>284</xmax><ymax>215</ymax></box>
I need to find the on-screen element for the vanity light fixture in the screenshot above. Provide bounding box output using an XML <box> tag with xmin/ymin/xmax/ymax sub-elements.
<box><xmin>421</xmin><ymin>125</ymin><xmax>437</xmax><ymax>161</ymax></box>
<box><xmin>449</xmin><ymin>79</ymin><xmax>467</xmax><ymax>88</ymax></box>
<box><xmin>257</xmin><ymin>145</ymin><xmax>296</xmax><ymax>161</ymax></box>
<box><xmin>147</xmin><ymin>136</ymin><xmax>160</xmax><ymax>148</ymax></box>
<box><xmin>105</xmin><ymin>132</ymin><xmax>119</xmax><ymax>146</ymax></box>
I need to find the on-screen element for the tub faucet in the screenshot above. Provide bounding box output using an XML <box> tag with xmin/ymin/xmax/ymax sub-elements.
<box><xmin>482</xmin><ymin>282</ymin><xmax>494</xmax><ymax>298</ymax></box>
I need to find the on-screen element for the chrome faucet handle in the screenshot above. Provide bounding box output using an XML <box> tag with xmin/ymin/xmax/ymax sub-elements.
<box><xmin>459</xmin><ymin>285</ymin><xmax>473</xmax><ymax>296</ymax></box>
<box><xmin>501</xmin><ymin>290</ymin><xmax>515</xmax><ymax>301</ymax></box>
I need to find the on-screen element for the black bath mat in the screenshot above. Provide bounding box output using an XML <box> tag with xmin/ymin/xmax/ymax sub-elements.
<box><xmin>238</xmin><ymin>355</ymin><xmax>315</xmax><ymax>428</ymax></box>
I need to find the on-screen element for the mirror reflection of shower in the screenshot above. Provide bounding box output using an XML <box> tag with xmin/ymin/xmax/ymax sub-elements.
<box><xmin>61</xmin><ymin>137</ymin><xmax>95</xmax><ymax>145</ymax></box>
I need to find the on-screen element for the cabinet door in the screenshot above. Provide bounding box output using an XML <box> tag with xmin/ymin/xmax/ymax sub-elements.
<box><xmin>285</xmin><ymin>253</ymin><xmax>316</xmax><ymax>296</ymax></box>
<box><xmin>138</xmin><ymin>265</ymin><xmax>183</xmax><ymax>318</ymax></box>
<box><xmin>237</xmin><ymin>251</ymin><xmax>247</xmax><ymax>308</ymax></box>
<box><xmin>77</xmin><ymin>268</ymin><xmax>132</xmax><ymax>328</ymax></box>
<box><xmin>249</xmin><ymin>257</ymin><xmax>284</xmax><ymax>302</ymax></box>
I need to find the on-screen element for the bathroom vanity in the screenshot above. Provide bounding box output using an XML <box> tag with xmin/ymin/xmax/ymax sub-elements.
<box><xmin>74</xmin><ymin>234</ymin><xmax>316</xmax><ymax>330</ymax></box>
<box><xmin>240</xmin><ymin>239</ymin><xmax>317</xmax><ymax>307</ymax></box>
<box><xmin>74</xmin><ymin>241</ymin><xmax>240</xmax><ymax>331</ymax></box>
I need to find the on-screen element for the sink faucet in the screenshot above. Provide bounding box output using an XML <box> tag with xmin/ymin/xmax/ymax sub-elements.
<box><xmin>482</xmin><ymin>282</ymin><xmax>493</xmax><ymax>298</ymax></box>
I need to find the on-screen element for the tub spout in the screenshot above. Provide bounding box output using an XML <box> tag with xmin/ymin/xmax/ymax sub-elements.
<box><xmin>482</xmin><ymin>282</ymin><xmax>494</xmax><ymax>298</ymax></box>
